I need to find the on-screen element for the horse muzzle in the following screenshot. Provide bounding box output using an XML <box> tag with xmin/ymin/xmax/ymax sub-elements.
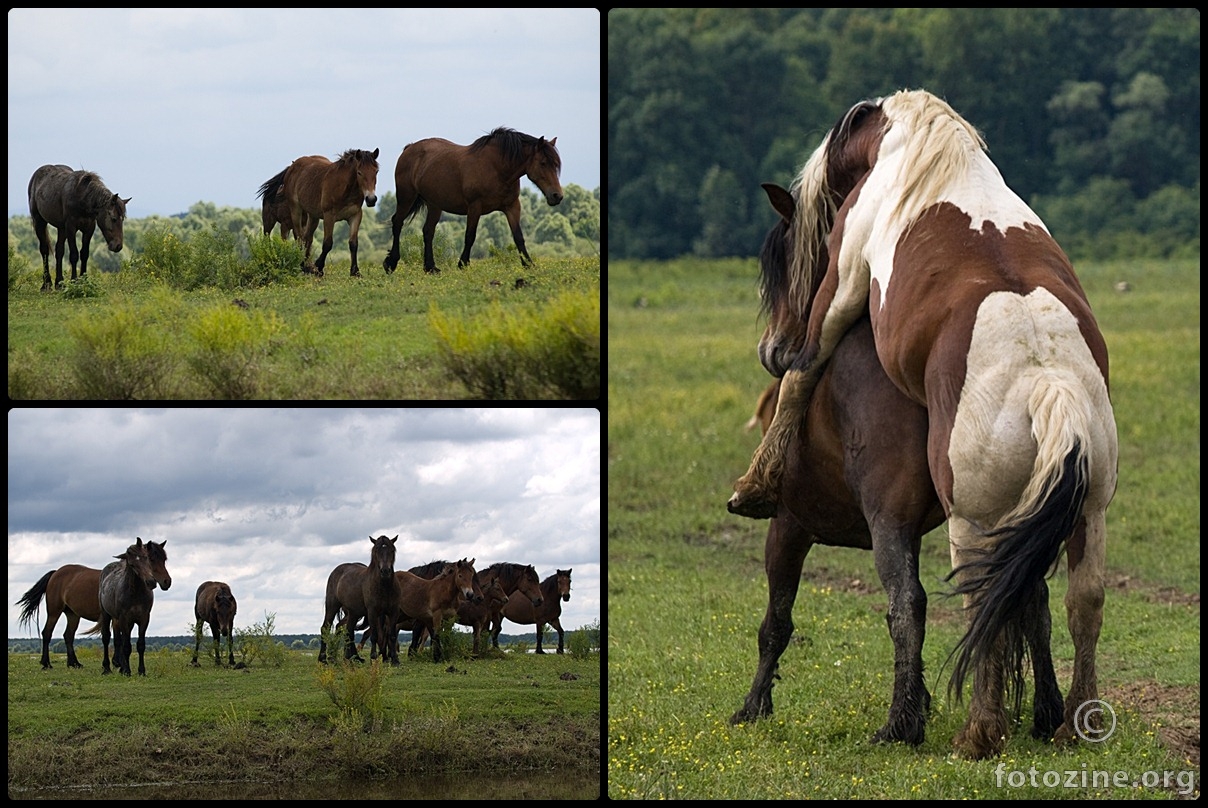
<box><xmin>107</xmin><ymin>238</ymin><xmax>123</xmax><ymax>252</ymax></box>
<box><xmin>365</xmin><ymin>194</ymin><xmax>377</xmax><ymax>208</ymax></box>
<box><xmin>562</xmin><ymin>593</ymin><xmax>570</xmax><ymax>602</ymax></box>
<box><xmin>545</xmin><ymin>191</ymin><xmax>563</xmax><ymax>206</ymax></box>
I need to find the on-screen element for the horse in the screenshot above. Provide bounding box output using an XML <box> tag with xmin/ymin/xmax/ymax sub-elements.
<box><xmin>481</xmin><ymin>561</ymin><xmax>546</xmax><ymax>650</ymax></box>
<box><xmin>496</xmin><ymin>569</ymin><xmax>572</xmax><ymax>654</ymax></box>
<box><xmin>192</xmin><ymin>581</ymin><xmax>238</xmax><ymax>667</ymax></box>
<box><xmin>394</xmin><ymin>558</ymin><xmax>477</xmax><ymax>663</ymax></box>
<box><xmin>381</xmin><ymin>127</ymin><xmax>563</xmax><ymax>274</ymax></box>
<box><xmin>317</xmin><ymin>535</ymin><xmax>398</xmax><ymax>664</ymax></box>
<box><xmin>257</xmin><ymin>148</ymin><xmax>379</xmax><ymax>277</ymax></box>
<box><xmin>362</xmin><ymin>535</ymin><xmax>401</xmax><ymax>664</ymax></box>
<box><xmin>729</xmin><ymin>185</ymin><xmax>1067</xmax><ymax>747</ymax></box>
<box><xmin>729</xmin><ymin>90</ymin><xmax>1118</xmax><ymax>759</ymax></box>
<box><xmin>396</xmin><ymin>562</ymin><xmax>506</xmax><ymax>657</ymax></box>
<box><xmin>28</xmin><ymin>164</ymin><xmax>130</xmax><ymax>291</ymax></box>
<box><xmin>255</xmin><ymin>169</ymin><xmax>295</xmax><ymax>239</ymax></box>
<box><xmin>16</xmin><ymin>539</ymin><xmax>169</xmax><ymax>670</ymax></box>
<box><xmin>98</xmin><ymin>538</ymin><xmax>172</xmax><ymax>676</ymax></box>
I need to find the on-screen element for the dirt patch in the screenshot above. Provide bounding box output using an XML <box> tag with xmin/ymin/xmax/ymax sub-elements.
<box><xmin>1106</xmin><ymin>679</ymin><xmax>1200</xmax><ymax>768</ymax></box>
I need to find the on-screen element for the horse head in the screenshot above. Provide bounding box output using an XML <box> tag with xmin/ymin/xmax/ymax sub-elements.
<box><xmin>455</xmin><ymin>558</ymin><xmax>477</xmax><ymax>602</ymax></box>
<box><xmin>369</xmin><ymin>534</ymin><xmax>398</xmax><ymax>579</ymax></box>
<box><xmin>355</xmin><ymin>148</ymin><xmax>379</xmax><ymax>208</ymax></box>
<box><xmin>118</xmin><ymin>538</ymin><xmax>159</xmax><ymax>591</ymax></box>
<box><xmin>528</xmin><ymin>136</ymin><xmax>563</xmax><ymax>206</ymax></box>
<box><xmin>556</xmin><ymin>568</ymin><xmax>572</xmax><ymax>603</ymax></box>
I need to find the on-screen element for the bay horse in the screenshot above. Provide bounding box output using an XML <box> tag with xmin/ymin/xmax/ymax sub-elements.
<box><xmin>496</xmin><ymin>569</ymin><xmax>572</xmax><ymax>654</ymax></box>
<box><xmin>28</xmin><ymin>164</ymin><xmax>130</xmax><ymax>291</ymax></box>
<box><xmin>258</xmin><ymin>148</ymin><xmax>379</xmax><ymax>277</ymax></box>
<box><xmin>192</xmin><ymin>581</ymin><xmax>238</xmax><ymax>667</ymax></box>
<box><xmin>729</xmin><ymin>90</ymin><xmax>1117</xmax><ymax>759</ymax></box>
<box><xmin>255</xmin><ymin>169</ymin><xmax>295</xmax><ymax>239</ymax></box>
<box><xmin>16</xmin><ymin>538</ymin><xmax>170</xmax><ymax>670</ymax></box>
<box><xmin>481</xmin><ymin>561</ymin><xmax>546</xmax><ymax>651</ymax></box>
<box><xmin>318</xmin><ymin>535</ymin><xmax>398</xmax><ymax>664</ymax></box>
<box><xmin>381</xmin><ymin>127</ymin><xmax>563</xmax><ymax>274</ymax></box>
<box><xmin>98</xmin><ymin>538</ymin><xmax>172</xmax><ymax>676</ymax></box>
<box><xmin>730</xmin><ymin>185</ymin><xmax>1064</xmax><ymax>749</ymax></box>
<box><xmin>394</xmin><ymin>558</ymin><xmax>477</xmax><ymax>663</ymax></box>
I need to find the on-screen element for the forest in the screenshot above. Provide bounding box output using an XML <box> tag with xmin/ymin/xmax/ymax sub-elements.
<box><xmin>608</xmin><ymin>8</ymin><xmax>1200</xmax><ymax>260</ymax></box>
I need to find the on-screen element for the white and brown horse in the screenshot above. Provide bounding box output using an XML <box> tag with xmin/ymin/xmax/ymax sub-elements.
<box><xmin>729</xmin><ymin>90</ymin><xmax>1118</xmax><ymax>759</ymax></box>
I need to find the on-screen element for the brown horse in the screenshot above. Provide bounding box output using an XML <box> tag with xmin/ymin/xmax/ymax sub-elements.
<box><xmin>192</xmin><ymin>581</ymin><xmax>238</xmax><ymax>667</ymax></box>
<box><xmin>396</xmin><ymin>563</ymin><xmax>504</xmax><ymax>657</ymax></box>
<box><xmin>382</xmin><ymin>127</ymin><xmax>563</xmax><ymax>274</ymax></box>
<box><xmin>255</xmin><ymin>170</ymin><xmax>294</xmax><ymax>239</ymax></box>
<box><xmin>395</xmin><ymin>558</ymin><xmax>477</xmax><ymax>663</ymax></box>
<box><xmin>16</xmin><ymin>538</ymin><xmax>170</xmax><ymax>670</ymax></box>
<box><xmin>258</xmin><ymin>148</ymin><xmax>379</xmax><ymax>277</ymax></box>
<box><xmin>482</xmin><ymin>561</ymin><xmax>545</xmax><ymax>651</ymax></box>
<box><xmin>28</xmin><ymin>164</ymin><xmax>130</xmax><ymax>291</ymax></box>
<box><xmin>497</xmin><ymin>569</ymin><xmax>572</xmax><ymax>654</ymax></box>
<box><xmin>318</xmin><ymin>535</ymin><xmax>398</xmax><ymax>664</ymax></box>
<box><xmin>98</xmin><ymin>538</ymin><xmax>172</xmax><ymax>676</ymax></box>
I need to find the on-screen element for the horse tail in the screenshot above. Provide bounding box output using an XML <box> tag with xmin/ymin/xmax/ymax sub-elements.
<box><xmin>400</xmin><ymin>195</ymin><xmax>426</xmax><ymax>226</ymax></box>
<box><xmin>946</xmin><ymin>371</ymin><xmax>1093</xmax><ymax>706</ymax></box>
<box><xmin>257</xmin><ymin>169</ymin><xmax>287</xmax><ymax>202</ymax></box>
<box><xmin>16</xmin><ymin>570</ymin><xmax>56</xmax><ymax>631</ymax></box>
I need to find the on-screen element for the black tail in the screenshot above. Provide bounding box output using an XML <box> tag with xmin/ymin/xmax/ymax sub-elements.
<box><xmin>946</xmin><ymin>442</ymin><xmax>1089</xmax><ymax>706</ymax></box>
<box><xmin>257</xmin><ymin>168</ymin><xmax>288</xmax><ymax>202</ymax></box>
<box><xmin>16</xmin><ymin>569</ymin><xmax>56</xmax><ymax>631</ymax></box>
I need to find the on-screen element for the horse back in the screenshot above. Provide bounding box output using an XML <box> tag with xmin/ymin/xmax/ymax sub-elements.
<box><xmin>283</xmin><ymin>156</ymin><xmax>332</xmax><ymax>210</ymax></box>
<box><xmin>28</xmin><ymin>164</ymin><xmax>78</xmax><ymax>226</ymax></box>
<box><xmin>48</xmin><ymin>564</ymin><xmax>104</xmax><ymax>622</ymax></box>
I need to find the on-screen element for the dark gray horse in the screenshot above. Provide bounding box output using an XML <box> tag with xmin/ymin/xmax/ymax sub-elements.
<box><xmin>99</xmin><ymin>538</ymin><xmax>171</xmax><ymax>676</ymax></box>
<box><xmin>28</xmin><ymin>164</ymin><xmax>130</xmax><ymax>291</ymax></box>
<box><xmin>192</xmin><ymin>581</ymin><xmax>238</xmax><ymax>667</ymax></box>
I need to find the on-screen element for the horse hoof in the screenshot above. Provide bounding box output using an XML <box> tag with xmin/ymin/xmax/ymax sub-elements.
<box><xmin>350</xmin><ymin>270</ymin><xmax>361</xmax><ymax>278</ymax></box>
<box><xmin>424</xmin><ymin>266</ymin><xmax>440</xmax><ymax>275</ymax></box>
<box><xmin>727</xmin><ymin>488</ymin><xmax>778</xmax><ymax>519</ymax></box>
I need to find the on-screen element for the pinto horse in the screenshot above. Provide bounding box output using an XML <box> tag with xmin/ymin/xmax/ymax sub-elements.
<box><xmin>318</xmin><ymin>535</ymin><xmax>398</xmax><ymax>664</ymax></box>
<box><xmin>381</xmin><ymin>127</ymin><xmax>563</xmax><ymax>274</ymax></box>
<box><xmin>730</xmin><ymin>185</ymin><xmax>1067</xmax><ymax>748</ymax></box>
<box><xmin>497</xmin><ymin>569</ymin><xmax>572</xmax><ymax>654</ymax></box>
<box><xmin>192</xmin><ymin>581</ymin><xmax>238</xmax><ymax>667</ymax></box>
<box><xmin>258</xmin><ymin>148</ymin><xmax>379</xmax><ymax>277</ymax></box>
<box><xmin>98</xmin><ymin>538</ymin><xmax>172</xmax><ymax>676</ymax></box>
<box><xmin>729</xmin><ymin>90</ymin><xmax>1118</xmax><ymax>759</ymax></box>
<box><xmin>28</xmin><ymin>164</ymin><xmax>130</xmax><ymax>291</ymax></box>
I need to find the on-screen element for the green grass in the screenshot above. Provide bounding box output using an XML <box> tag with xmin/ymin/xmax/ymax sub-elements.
<box><xmin>608</xmin><ymin>258</ymin><xmax>1199</xmax><ymax>799</ymax></box>
<box><xmin>8</xmin><ymin>646</ymin><xmax>599</xmax><ymax>788</ymax></box>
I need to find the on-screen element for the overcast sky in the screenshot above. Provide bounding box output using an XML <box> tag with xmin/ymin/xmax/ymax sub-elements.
<box><xmin>7</xmin><ymin>9</ymin><xmax>600</xmax><ymax>219</ymax></box>
<box><xmin>8</xmin><ymin>409</ymin><xmax>600</xmax><ymax>643</ymax></box>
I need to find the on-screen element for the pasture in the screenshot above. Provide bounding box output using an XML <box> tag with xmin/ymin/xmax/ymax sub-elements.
<box><xmin>608</xmin><ymin>258</ymin><xmax>1199</xmax><ymax>798</ymax></box>
<box><xmin>8</xmin><ymin>645</ymin><xmax>600</xmax><ymax>795</ymax></box>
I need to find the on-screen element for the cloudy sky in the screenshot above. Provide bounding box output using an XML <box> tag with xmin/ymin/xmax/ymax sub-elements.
<box><xmin>7</xmin><ymin>9</ymin><xmax>600</xmax><ymax>219</ymax></box>
<box><xmin>7</xmin><ymin>409</ymin><xmax>599</xmax><ymax>642</ymax></box>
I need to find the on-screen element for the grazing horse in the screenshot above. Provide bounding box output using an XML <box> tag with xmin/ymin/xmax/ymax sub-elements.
<box><xmin>258</xmin><ymin>148</ymin><xmax>379</xmax><ymax>277</ymax></box>
<box><xmin>481</xmin><ymin>561</ymin><xmax>545</xmax><ymax>650</ymax></box>
<box><xmin>28</xmin><ymin>164</ymin><xmax>130</xmax><ymax>290</ymax></box>
<box><xmin>729</xmin><ymin>185</ymin><xmax>1067</xmax><ymax>747</ymax></box>
<box><xmin>395</xmin><ymin>558</ymin><xmax>477</xmax><ymax>663</ymax></box>
<box><xmin>318</xmin><ymin>535</ymin><xmax>398</xmax><ymax>663</ymax></box>
<box><xmin>730</xmin><ymin>90</ymin><xmax>1117</xmax><ymax>759</ymax></box>
<box><xmin>98</xmin><ymin>538</ymin><xmax>172</xmax><ymax>676</ymax></box>
<box><xmin>381</xmin><ymin>127</ymin><xmax>563</xmax><ymax>274</ymax></box>
<box><xmin>192</xmin><ymin>581</ymin><xmax>238</xmax><ymax>667</ymax></box>
<box><xmin>497</xmin><ymin>569</ymin><xmax>572</xmax><ymax>654</ymax></box>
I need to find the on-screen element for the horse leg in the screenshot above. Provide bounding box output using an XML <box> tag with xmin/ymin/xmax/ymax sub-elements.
<box><xmin>347</xmin><ymin>209</ymin><xmax>364</xmax><ymax>277</ymax></box>
<box><xmin>34</xmin><ymin>216</ymin><xmax>54</xmax><ymax>291</ymax></box>
<box><xmin>299</xmin><ymin>215</ymin><xmax>320</xmax><ymax>275</ymax></box>
<box><xmin>731</xmin><ymin>517</ymin><xmax>811</xmax><ymax>724</ymax></box>
<box><xmin>1023</xmin><ymin>580</ymin><xmax>1063</xmax><ymax>739</ymax></box>
<box><xmin>100</xmin><ymin>614</ymin><xmax>113</xmax><ymax>675</ymax></box>
<box><xmin>191</xmin><ymin>619</ymin><xmax>203</xmax><ymax>666</ymax></box>
<box><xmin>77</xmin><ymin>225</ymin><xmax>94</xmax><ymax>280</ymax></box>
<box><xmin>212</xmin><ymin>621</ymin><xmax>223</xmax><ymax>666</ymax></box>
<box><xmin>429</xmin><ymin>618</ymin><xmax>444</xmax><ymax>663</ymax></box>
<box><xmin>870</xmin><ymin>525</ymin><xmax>929</xmax><ymax>746</ymax></box>
<box><xmin>503</xmin><ymin>198</ymin><xmax>533</xmax><ymax>267</ymax></box>
<box><xmin>135</xmin><ymin>621</ymin><xmax>147</xmax><ymax>676</ymax></box>
<box><xmin>63</xmin><ymin>613</ymin><xmax>85</xmax><ymax>669</ymax></box>
<box><xmin>422</xmin><ymin>205</ymin><xmax>443</xmax><ymax>273</ymax></box>
<box><xmin>312</xmin><ymin>215</ymin><xmax>334</xmax><ymax>277</ymax></box>
<box><xmin>66</xmin><ymin>228</ymin><xmax>82</xmax><ymax>281</ymax></box>
<box><xmin>458</xmin><ymin>209</ymin><xmax>481</xmax><ymax>268</ymax></box>
<box><xmin>1055</xmin><ymin>514</ymin><xmax>1105</xmax><ymax>745</ymax></box>
<box><xmin>550</xmin><ymin>616</ymin><xmax>566</xmax><ymax>654</ymax></box>
<box><xmin>226</xmin><ymin>627</ymin><xmax>236</xmax><ymax>666</ymax></box>
<box><xmin>53</xmin><ymin>227</ymin><xmax>69</xmax><ymax>289</ymax></box>
<box><xmin>39</xmin><ymin>606</ymin><xmax>62</xmax><ymax>669</ymax></box>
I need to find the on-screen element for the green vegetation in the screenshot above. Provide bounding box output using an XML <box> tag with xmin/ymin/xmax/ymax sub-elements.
<box><xmin>608</xmin><ymin>258</ymin><xmax>1199</xmax><ymax>798</ymax></box>
<box><xmin>609</xmin><ymin>9</ymin><xmax>1199</xmax><ymax>261</ymax></box>
<box><xmin>8</xmin><ymin>646</ymin><xmax>599</xmax><ymax>788</ymax></box>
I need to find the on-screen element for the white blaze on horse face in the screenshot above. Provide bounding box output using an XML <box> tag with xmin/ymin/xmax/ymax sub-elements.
<box><xmin>947</xmin><ymin>287</ymin><xmax>1118</xmax><ymax>527</ymax></box>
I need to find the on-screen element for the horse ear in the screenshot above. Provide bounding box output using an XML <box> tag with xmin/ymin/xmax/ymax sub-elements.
<box><xmin>390</xmin><ymin>535</ymin><xmax>398</xmax><ymax>545</ymax></box>
<box><xmin>372</xmin><ymin>148</ymin><xmax>379</xmax><ymax>159</ymax></box>
<box><xmin>762</xmin><ymin>183</ymin><xmax>795</xmax><ymax>223</ymax></box>
<box><xmin>548</xmin><ymin>137</ymin><xmax>556</xmax><ymax>147</ymax></box>
<box><xmin>136</xmin><ymin>537</ymin><xmax>144</xmax><ymax>548</ymax></box>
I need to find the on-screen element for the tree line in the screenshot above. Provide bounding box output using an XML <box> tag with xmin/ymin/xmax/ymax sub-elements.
<box><xmin>609</xmin><ymin>8</ymin><xmax>1199</xmax><ymax>260</ymax></box>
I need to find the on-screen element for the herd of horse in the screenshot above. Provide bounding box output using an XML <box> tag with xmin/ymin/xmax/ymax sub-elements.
<box><xmin>27</xmin><ymin>126</ymin><xmax>563</xmax><ymax>290</ymax></box>
<box><xmin>726</xmin><ymin>90</ymin><xmax>1118</xmax><ymax>761</ymax></box>
<box><xmin>16</xmin><ymin>534</ymin><xmax>574</xmax><ymax>676</ymax></box>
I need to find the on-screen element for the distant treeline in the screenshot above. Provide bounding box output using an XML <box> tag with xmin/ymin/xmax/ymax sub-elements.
<box><xmin>7</xmin><ymin>183</ymin><xmax>601</xmax><ymax>273</ymax></box>
<box><xmin>609</xmin><ymin>8</ymin><xmax>1200</xmax><ymax>260</ymax></box>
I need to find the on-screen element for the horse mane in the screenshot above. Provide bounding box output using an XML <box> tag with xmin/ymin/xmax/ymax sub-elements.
<box><xmin>786</xmin><ymin>135</ymin><xmax>837</xmax><ymax>319</ymax></box>
<box><xmin>879</xmin><ymin>90</ymin><xmax>987</xmax><ymax>234</ymax></box>
<box><xmin>74</xmin><ymin>170</ymin><xmax>119</xmax><ymax>212</ymax></box>
<box><xmin>470</xmin><ymin>127</ymin><xmax>561</xmax><ymax>171</ymax></box>
<box><xmin>337</xmin><ymin>148</ymin><xmax>378</xmax><ymax>166</ymax></box>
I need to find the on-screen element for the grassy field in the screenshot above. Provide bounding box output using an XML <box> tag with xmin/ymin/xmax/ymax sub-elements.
<box><xmin>8</xmin><ymin>645</ymin><xmax>600</xmax><ymax>791</ymax></box>
<box><xmin>8</xmin><ymin>245</ymin><xmax>599</xmax><ymax>399</ymax></box>
<box><xmin>608</xmin><ymin>258</ymin><xmax>1199</xmax><ymax>799</ymax></box>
